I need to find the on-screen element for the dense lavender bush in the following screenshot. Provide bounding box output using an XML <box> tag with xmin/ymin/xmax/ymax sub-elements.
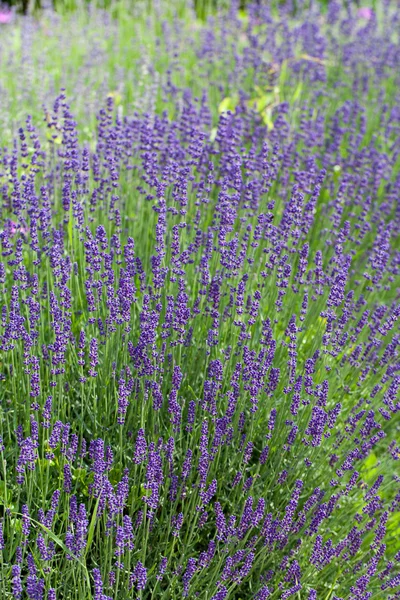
<box><xmin>0</xmin><ymin>1</ymin><xmax>399</xmax><ymax>598</ymax></box>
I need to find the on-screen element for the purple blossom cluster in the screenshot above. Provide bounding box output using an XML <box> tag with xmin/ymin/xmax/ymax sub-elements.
<box><xmin>0</xmin><ymin>1</ymin><xmax>399</xmax><ymax>599</ymax></box>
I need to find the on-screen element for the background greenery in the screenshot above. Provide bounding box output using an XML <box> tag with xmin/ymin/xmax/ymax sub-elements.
<box><xmin>1</xmin><ymin>0</ymin><xmax>376</xmax><ymax>17</ymax></box>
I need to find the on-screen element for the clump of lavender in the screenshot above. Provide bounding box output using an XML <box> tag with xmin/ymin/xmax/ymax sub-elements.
<box><xmin>0</xmin><ymin>1</ymin><xmax>399</xmax><ymax>599</ymax></box>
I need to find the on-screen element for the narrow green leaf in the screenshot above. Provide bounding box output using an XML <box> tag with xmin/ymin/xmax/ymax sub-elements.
<box><xmin>85</xmin><ymin>494</ymin><xmax>101</xmax><ymax>558</ymax></box>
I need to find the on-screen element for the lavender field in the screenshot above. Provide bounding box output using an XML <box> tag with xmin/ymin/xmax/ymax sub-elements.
<box><xmin>0</xmin><ymin>1</ymin><xmax>399</xmax><ymax>598</ymax></box>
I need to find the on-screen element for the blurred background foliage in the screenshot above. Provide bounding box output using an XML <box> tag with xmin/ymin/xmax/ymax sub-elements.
<box><xmin>0</xmin><ymin>0</ymin><xmax>375</xmax><ymax>18</ymax></box>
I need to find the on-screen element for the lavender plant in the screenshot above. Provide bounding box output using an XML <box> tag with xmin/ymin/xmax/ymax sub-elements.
<box><xmin>0</xmin><ymin>1</ymin><xmax>399</xmax><ymax>599</ymax></box>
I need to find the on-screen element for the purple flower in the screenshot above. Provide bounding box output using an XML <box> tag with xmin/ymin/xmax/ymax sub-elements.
<box><xmin>21</xmin><ymin>504</ymin><xmax>31</xmax><ymax>543</ymax></box>
<box><xmin>130</xmin><ymin>560</ymin><xmax>147</xmax><ymax>591</ymax></box>
<box><xmin>157</xmin><ymin>557</ymin><xmax>168</xmax><ymax>581</ymax></box>
<box><xmin>12</xmin><ymin>565</ymin><xmax>23</xmax><ymax>599</ymax></box>
<box><xmin>182</xmin><ymin>557</ymin><xmax>197</xmax><ymax>596</ymax></box>
<box><xmin>143</xmin><ymin>444</ymin><xmax>164</xmax><ymax>512</ymax></box>
<box><xmin>133</xmin><ymin>428</ymin><xmax>147</xmax><ymax>464</ymax></box>
<box><xmin>255</xmin><ymin>587</ymin><xmax>271</xmax><ymax>599</ymax></box>
<box><xmin>93</xmin><ymin>568</ymin><xmax>105</xmax><ymax>600</ymax></box>
<box><xmin>181</xmin><ymin>448</ymin><xmax>193</xmax><ymax>481</ymax></box>
<box><xmin>16</xmin><ymin>437</ymin><xmax>37</xmax><ymax>484</ymax></box>
<box><xmin>89</xmin><ymin>338</ymin><xmax>99</xmax><ymax>377</ymax></box>
<box><xmin>172</xmin><ymin>512</ymin><xmax>184</xmax><ymax>537</ymax></box>
<box><xmin>200</xmin><ymin>479</ymin><xmax>217</xmax><ymax>506</ymax></box>
<box><xmin>211</xmin><ymin>586</ymin><xmax>228</xmax><ymax>600</ymax></box>
<box><xmin>63</xmin><ymin>463</ymin><xmax>72</xmax><ymax>494</ymax></box>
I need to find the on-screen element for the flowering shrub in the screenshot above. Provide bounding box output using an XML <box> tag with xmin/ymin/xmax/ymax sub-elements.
<box><xmin>0</xmin><ymin>1</ymin><xmax>399</xmax><ymax>599</ymax></box>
